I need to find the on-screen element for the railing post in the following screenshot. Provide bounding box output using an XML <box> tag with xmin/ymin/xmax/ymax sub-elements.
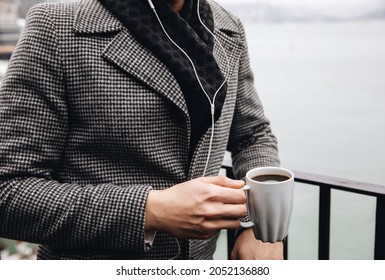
<box><xmin>284</xmin><ymin>237</ymin><xmax>288</xmax><ymax>260</ymax></box>
<box><xmin>224</xmin><ymin>166</ymin><xmax>236</xmax><ymax>259</ymax></box>
<box><xmin>227</xmin><ymin>229</ymin><xmax>235</xmax><ymax>260</ymax></box>
<box><xmin>374</xmin><ymin>195</ymin><xmax>385</xmax><ymax>260</ymax></box>
<box><xmin>319</xmin><ymin>186</ymin><xmax>331</xmax><ymax>260</ymax></box>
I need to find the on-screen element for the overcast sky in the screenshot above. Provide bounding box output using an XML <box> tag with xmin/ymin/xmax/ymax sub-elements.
<box><xmin>216</xmin><ymin>0</ymin><xmax>382</xmax><ymax>5</ymax></box>
<box><xmin>215</xmin><ymin>0</ymin><xmax>385</xmax><ymax>19</ymax></box>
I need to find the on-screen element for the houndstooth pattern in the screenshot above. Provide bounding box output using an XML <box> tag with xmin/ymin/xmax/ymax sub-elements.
<box><xmin>0</xmin><ymin>0</ymin><xmax>279</xmax><ymax>260</ymax></box>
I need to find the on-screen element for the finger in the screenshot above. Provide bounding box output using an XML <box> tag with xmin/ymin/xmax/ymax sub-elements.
<box><xmin>203</xmin><ymin>202</ymin><xmax>247</xmax><ymax>219</ymax></box>
<box><xmin>204</xmin><ymin>218</ymin><xmax>242</xmax><ymax>231</ymax></box>
<box><xmin>220</xmin><ymin>203</ymin><xmax>248</xmax><ymax>219</ymax></box>
<box><xmin>201</xmin><ymin>176</ymin><xmax>245</xmax><ymax>189</ymax></box>
<box><xmin>206</xmin><ymin>185</ymin><xmax>247</xmax><ymax>204</ymax></box>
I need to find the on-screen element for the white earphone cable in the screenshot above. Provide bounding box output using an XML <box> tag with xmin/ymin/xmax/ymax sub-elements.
<box><xmin>196</xmin><ymin>0</ymin><xmax>230</xmax><ymax>176</ymax></box>
<box><xmin>197</xmin><ymin>0</ymin><xmax>231</xmax><ymax>101</ymax></box>
<box><xmin>147</xmin><ymin>0</ymin><xmax>230</xmax><ymax>177</ymax></box>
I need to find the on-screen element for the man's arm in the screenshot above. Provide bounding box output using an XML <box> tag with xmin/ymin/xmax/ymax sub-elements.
<box><xmin>0</xmin><ymin>4</ymin><xmax>151</xmax><ymax>253</ymax></box>
<box><xmin>231</xmin><ymin>228</ymin><xmax>283</xmax><ymax>260</ymax></box>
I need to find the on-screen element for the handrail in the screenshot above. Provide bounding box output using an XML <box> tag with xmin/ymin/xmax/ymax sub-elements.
<box><xmin>222</xmin><ymin>165</ymin><xmax>385</xmax><ymax>260</ymax></box>
<box><xmin>293</xmin><ymin>170</ymin><xmax>385</xmax><ymax>260</ymax></box>
<box><xmin>293</xmin><ymin>170</ymin><xmax>385</xmax><ymax>196</ymax></box>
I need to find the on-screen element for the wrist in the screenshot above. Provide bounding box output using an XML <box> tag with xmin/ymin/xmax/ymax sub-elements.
<box><xmin>236</xmin><ymin>224</ymin><xmax>254</xmax><ymax>240</ymax></box>
<box><xmin>145</xmin><ymin>190</ymin><xmax>162</xmax><ymax>232</ymax></box>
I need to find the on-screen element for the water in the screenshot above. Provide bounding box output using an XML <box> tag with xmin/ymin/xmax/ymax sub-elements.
<box><xmin>233</xmin><ymin>19</ymin><xmax>385</xmax><ymax>260</ymax></box>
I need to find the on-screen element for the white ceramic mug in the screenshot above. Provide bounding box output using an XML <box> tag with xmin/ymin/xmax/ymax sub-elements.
<box><xmin>240</xmin><ymin>167</ymin><xmax>295</xmax><ymax>243</ymax></box>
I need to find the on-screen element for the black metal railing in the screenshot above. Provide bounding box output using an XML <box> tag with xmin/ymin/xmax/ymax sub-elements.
<box><xmin>222</xmin><ymin>165</ymin><xmax>385</xmax><ymax>260</ymax></box>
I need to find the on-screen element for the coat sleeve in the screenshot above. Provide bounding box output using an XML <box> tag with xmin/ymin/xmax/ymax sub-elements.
<box><xmin>0</xmin><ymin>4</ymin><xmax>151</xmax><ymax>253</ymax></box>
<box><xmin>227</xmin><ymin>19</ymin><xmax>280</xmax><ymax>180</ymax></box>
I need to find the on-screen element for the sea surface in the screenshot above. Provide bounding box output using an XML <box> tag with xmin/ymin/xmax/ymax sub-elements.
<box><xmin>215</xmin><ymin>19</ymin><xmax>385</xmax><ymax>260</ymax></box>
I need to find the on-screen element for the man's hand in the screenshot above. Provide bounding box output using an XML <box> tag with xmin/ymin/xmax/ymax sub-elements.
<box><xmin>231</xmin><ymin>228</ymin><xmax>284</xmax><ymax>260</ymax></box>
<box><xmin>145</xmin><ymin>176</ymin><xmax>247</xmax><ymax>239</ymax></box>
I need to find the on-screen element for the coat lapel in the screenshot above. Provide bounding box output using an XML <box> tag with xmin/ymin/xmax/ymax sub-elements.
<box><xmin>211</xmin><ymin>1</ymin><xmax>244</xmax><ymax>85</ymax></box>
<box><xmin>101</xmin><ymin>29</ymin><xmax>190</xmax><ymax>118</ymax></box>
<box><xmin>73</xmin><ymin>0</ymin><xmax>189</xmax><ymax>120</ymax></box>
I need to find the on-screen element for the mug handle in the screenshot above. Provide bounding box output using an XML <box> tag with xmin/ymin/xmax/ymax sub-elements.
<box><xmin>240</xmin><ymin>185</ymin><xmax>254</xmax><ymax>228</ymax></box>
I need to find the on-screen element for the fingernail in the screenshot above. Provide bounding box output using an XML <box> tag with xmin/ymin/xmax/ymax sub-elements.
<box><xmin>233</xmin><ymin>180</ymin><xmax>245</xmax><ymax>185</ymax></box>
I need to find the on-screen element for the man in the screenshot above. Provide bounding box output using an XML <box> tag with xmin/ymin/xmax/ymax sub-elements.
<box><xmin>0</xmin><ymin>0</ymin><xmax>282</xmax><ymax>259</ymax></box>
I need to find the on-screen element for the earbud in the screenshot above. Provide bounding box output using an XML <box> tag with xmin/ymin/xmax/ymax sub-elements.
<box><xmin>147</xmin><ymin>0</ymin><xmax>155</xmax><ymax>10</ymax></box>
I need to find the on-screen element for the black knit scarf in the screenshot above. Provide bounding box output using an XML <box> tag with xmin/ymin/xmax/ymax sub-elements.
<box><xmin>98</xmin><ymin>0</ymin><xmax>227</xmax><ymax>155</ymax></box>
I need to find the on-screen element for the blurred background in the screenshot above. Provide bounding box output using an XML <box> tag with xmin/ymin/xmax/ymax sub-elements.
<box><xmin>1</xmin><ymin>0</ymin><xmax>385</xmax><ymax>260</ymax></box>
<box><xmin>217</xmin><ymin>0</ymin><xmax>385</xmax><ymax>260</ymax></box>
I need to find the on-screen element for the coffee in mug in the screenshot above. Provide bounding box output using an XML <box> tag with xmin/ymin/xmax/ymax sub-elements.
<box><xmin>251</xmin><ymin>174</ymin><xmax>290</xmax><ymax>183</ymax></box>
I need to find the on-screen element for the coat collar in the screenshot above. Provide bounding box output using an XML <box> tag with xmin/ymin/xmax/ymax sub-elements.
<box><xmin>73</xmin><ymin>0</ymin><xmax>122</xmax><ymax>34</ymax></box>
<box><xmin>74</xmin><ymin>0</ymin><xmax>240</xmax><ymax>36</ymax></box>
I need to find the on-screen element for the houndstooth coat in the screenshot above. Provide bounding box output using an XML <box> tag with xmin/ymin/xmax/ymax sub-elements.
<box><xmin>0</xmin><ymin>0</ymin><xmax>279</xmax><ymax>259</ymax></box>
